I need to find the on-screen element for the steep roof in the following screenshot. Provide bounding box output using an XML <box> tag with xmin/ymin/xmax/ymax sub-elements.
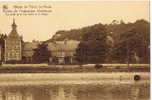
<box><xmin>48</xmin><ymin>40</ymin><xmax>80</xmax><ymax>51</ymax></box>
<box><xmin>8</xmin><ymin>30</ymin><xmax>20</xmax><ymax>38</ymax></box>
<box><xmin>8</xmin><ymin>19</ymin><xmax>21</xmax><ymax>39</ymax></box>
<box><xmin>23</xmin><ymin>42</ymin><xmax>39</xmax><ymax>51</ymax></box>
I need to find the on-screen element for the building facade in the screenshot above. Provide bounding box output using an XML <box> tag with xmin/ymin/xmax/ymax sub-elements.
<box><xmin>48</xmin><ymin>40</ymin><xmax>80</xmax><ymax>64</ymax></box>
<box><xmin>0</xmin><ymin>20</ymin><xmax>42</xmax><ymax>63</ymax></box>
<box><xmin>1</xmin><ymin>20</ymin><xmax>80</xmax><ymax>64</ymax></box>
<box><xmin>22</xmin><ymin>41</ymin><xmax>41</xmax><ymax>63</ymax></box>
<box><xmin>4</xmin><ymin>19</ymin><xmax>22</xmax><ymax>62</ymax></box>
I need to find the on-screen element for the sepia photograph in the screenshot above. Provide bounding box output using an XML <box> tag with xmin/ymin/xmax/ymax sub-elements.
<box><xmin>0</xmin><ymin>1</ymin><xmax>150</xmax><ymax>100</ymax></box>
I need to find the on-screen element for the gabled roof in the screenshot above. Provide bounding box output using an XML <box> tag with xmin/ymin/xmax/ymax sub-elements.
<box><xmin>23</xmin><ymin>42</ymin><xmax>40</xmax><ymax>51</ymax></box>
<box><xmin>48</xmin><ymin>40</ymin><xmax>80</xmax><ymax>51</ymax></box>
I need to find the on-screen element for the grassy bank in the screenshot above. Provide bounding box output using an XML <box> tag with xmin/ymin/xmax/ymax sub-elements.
<box><xmin>0</xmin><ymin>64</ymin><xmax>150</xmax><ymax>73</ymax></box>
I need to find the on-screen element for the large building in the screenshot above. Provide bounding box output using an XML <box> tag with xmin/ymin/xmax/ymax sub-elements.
<box><xmin>48</xmin><ymin>40</ymin><xmax>80</xmax><ymax>64</ymax></box>
<box><xmin>1</xmin><ymin>20</ymin><xmax>80</xmax><ymax>64</ymax></box>
<box><xmin>0</xmin><ymin>20</ymin><xmax>46</xmax><ymax>64</ymax></box>
<box><xmin>4</xmin><ymin>19</ymin><xmax>22</xmax><ymax>62</ymax></box>
<box><xmin>22</xmin><ymin>41</ymin><xmax>41</xmax><ymax>63</ymax></box>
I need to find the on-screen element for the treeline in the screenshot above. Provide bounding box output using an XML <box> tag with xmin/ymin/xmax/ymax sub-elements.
<box><xmin>51</xmin><ymin>19</ymin><xmax>149</xmax><ymax>43</ymax></box>
<box><xmin>49</xmin><ymin>19</ymin><xmax>150</xmax><ymax>64</ymax></box>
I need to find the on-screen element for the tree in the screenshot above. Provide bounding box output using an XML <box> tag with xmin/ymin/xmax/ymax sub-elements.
<box><xmin>0</xmin><ymin>34</ymin><xmax>6</xmax><ymax>62</ymax></box>
<box><xmin>112</xmin><ymin>20</ymin><xmax>150</xmax><ymax>64</ymax></box>
<box><xmin>110</xmin><ymin>19</ymin><xmax>150</xmax><ymax>64</ymax></box>
<box><xmin>32</xmin><ymin>43</ymin><xmax>52</xmax><ymax>63</ymax></box>
<box><xmin>75</xmin><ymin>24</ymin><xmax>108</xmax><ymax>64</ymax></box>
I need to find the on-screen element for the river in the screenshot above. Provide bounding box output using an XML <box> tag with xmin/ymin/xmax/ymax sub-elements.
<box><xmin>0</xmin><ymin>72</ymin><xmax>149</xmax><ymax>100</ymax></box>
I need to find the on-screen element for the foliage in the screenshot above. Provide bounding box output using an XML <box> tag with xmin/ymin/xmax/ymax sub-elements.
<box><xmin>47</xmin><ymin>19</ymin><xmax>149</xmax><ymax>64</ymax></box>
<box><xmin>0</xmin><ymin>34</ymin><xmax>7</xmax><ymax>61</ymax></box>
<box><xmin>75</xmin><ymin>24</ymin><xmax>108</xmax><ymax>64</ymax></box>
<box><xmin>111</xmin><ymin>19</ymin><xmax>150</xmax><ymax>63</ymax></box>
<box><xmin>32</xmin><ymin>43</ymin><xmax>52</xmax><ymax>63</ymax></box>
<box><xmin>0</xmin><ymin>34</ymin><xmax>7</xmax><ymax>48</ymax></box>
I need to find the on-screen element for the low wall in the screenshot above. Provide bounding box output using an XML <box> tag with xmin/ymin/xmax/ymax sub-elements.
<box><xmin>1</xmin><ymin>63</ymin><xmax>149</xmax><ymax>68</ymax></box>
<box><xmin>2</xmin><ymin>63</ymin><xmax>48</xmax><ymax>67</ymax></box>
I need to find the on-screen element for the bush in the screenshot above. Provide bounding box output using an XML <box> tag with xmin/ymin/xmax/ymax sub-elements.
<box><xmin>134</xmin><ymin>75</ymin><xmax>141</xmax><ymax>81</ymax></box>
<box><xmin>95</xmin><ymin>64</ymin><xmax>103</xmax><ymax>69</ymax></box>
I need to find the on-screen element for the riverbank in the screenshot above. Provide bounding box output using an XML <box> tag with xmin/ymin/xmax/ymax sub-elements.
<box><xmin>0</xmin><ymin>64</ymin><xmax>150</xmax><ymax>73</ymax></box>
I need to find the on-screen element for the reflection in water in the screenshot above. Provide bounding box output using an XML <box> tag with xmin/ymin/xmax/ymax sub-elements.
<box><xmin>0</xmin><ymin>83</ymin><xmax>149</xmax><ymax>100</ymax></box>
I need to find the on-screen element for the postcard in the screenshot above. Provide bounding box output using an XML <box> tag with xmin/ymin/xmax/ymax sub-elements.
<box><xmin>0</xmin><ymin>1</ymin><xmax>150</xmax><ymax>100</ymax></box>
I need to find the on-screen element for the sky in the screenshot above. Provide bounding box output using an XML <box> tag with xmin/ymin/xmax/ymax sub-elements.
<box><xmin>0</xmin><ymin>1</ymin><xmax>149</xmax><ymax>42</ymax></box>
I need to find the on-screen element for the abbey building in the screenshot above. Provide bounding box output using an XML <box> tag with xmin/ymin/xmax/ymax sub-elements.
<box><xmin>0</xmin><ymin>20</ymin><xmax>80</xmax><ymax>64</ymax></box>
<box><xmin>0</xmin><ymin>19</ymin><xmax>40</xmax><ymax>63</ymax></box>
<box><xmin>4</xmin><ymin>19</ymin><xmax>22</xmax><ymax>62</ymax></box>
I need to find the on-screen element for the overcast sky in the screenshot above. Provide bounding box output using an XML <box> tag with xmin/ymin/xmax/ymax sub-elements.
<box><xmin>0</xmin><ymin>1</ymin><xmax>149</xmax><ymax>42</ymax></box>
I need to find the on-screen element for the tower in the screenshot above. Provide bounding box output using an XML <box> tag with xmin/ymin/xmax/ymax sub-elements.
<box><xmin>4</xmin><ymin>19</ymin><xmax>22</xmax><ymax>62</ymax></box>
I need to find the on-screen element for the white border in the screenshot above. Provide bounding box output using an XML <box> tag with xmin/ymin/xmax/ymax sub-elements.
<box><xmin>0</xmin><ymin>0</ymin><xmax>149</xmax><ymax>1</ymax></box>
<box><xmin>0</xmin><ymin>0</ymin><xmax>151</xmax><ymax>99</ymax></box>
<box><xmin>150</xmin><ymin>0</ymin><xmax>151</xmax><ymax>100</ymax></box>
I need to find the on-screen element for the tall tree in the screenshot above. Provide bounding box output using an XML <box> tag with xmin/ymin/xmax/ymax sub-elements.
<box><xmin>112</xmin><ymin>19</ymin><xmax>150</xmax><ymax>63</ymax></box>
<box><xmin>0</xmin><ymin>34</ymin><xmax>6</xmax><ymax>61</ymax></box>
<box><xmin>75</xmin><ymin>24</ymin><xmax>108</xmax><ymax>64</ymax></box>
<box><xmin>33</xmin><ymin>43</ymin><xmax>52</xmax><ymax>63</ymax></box>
